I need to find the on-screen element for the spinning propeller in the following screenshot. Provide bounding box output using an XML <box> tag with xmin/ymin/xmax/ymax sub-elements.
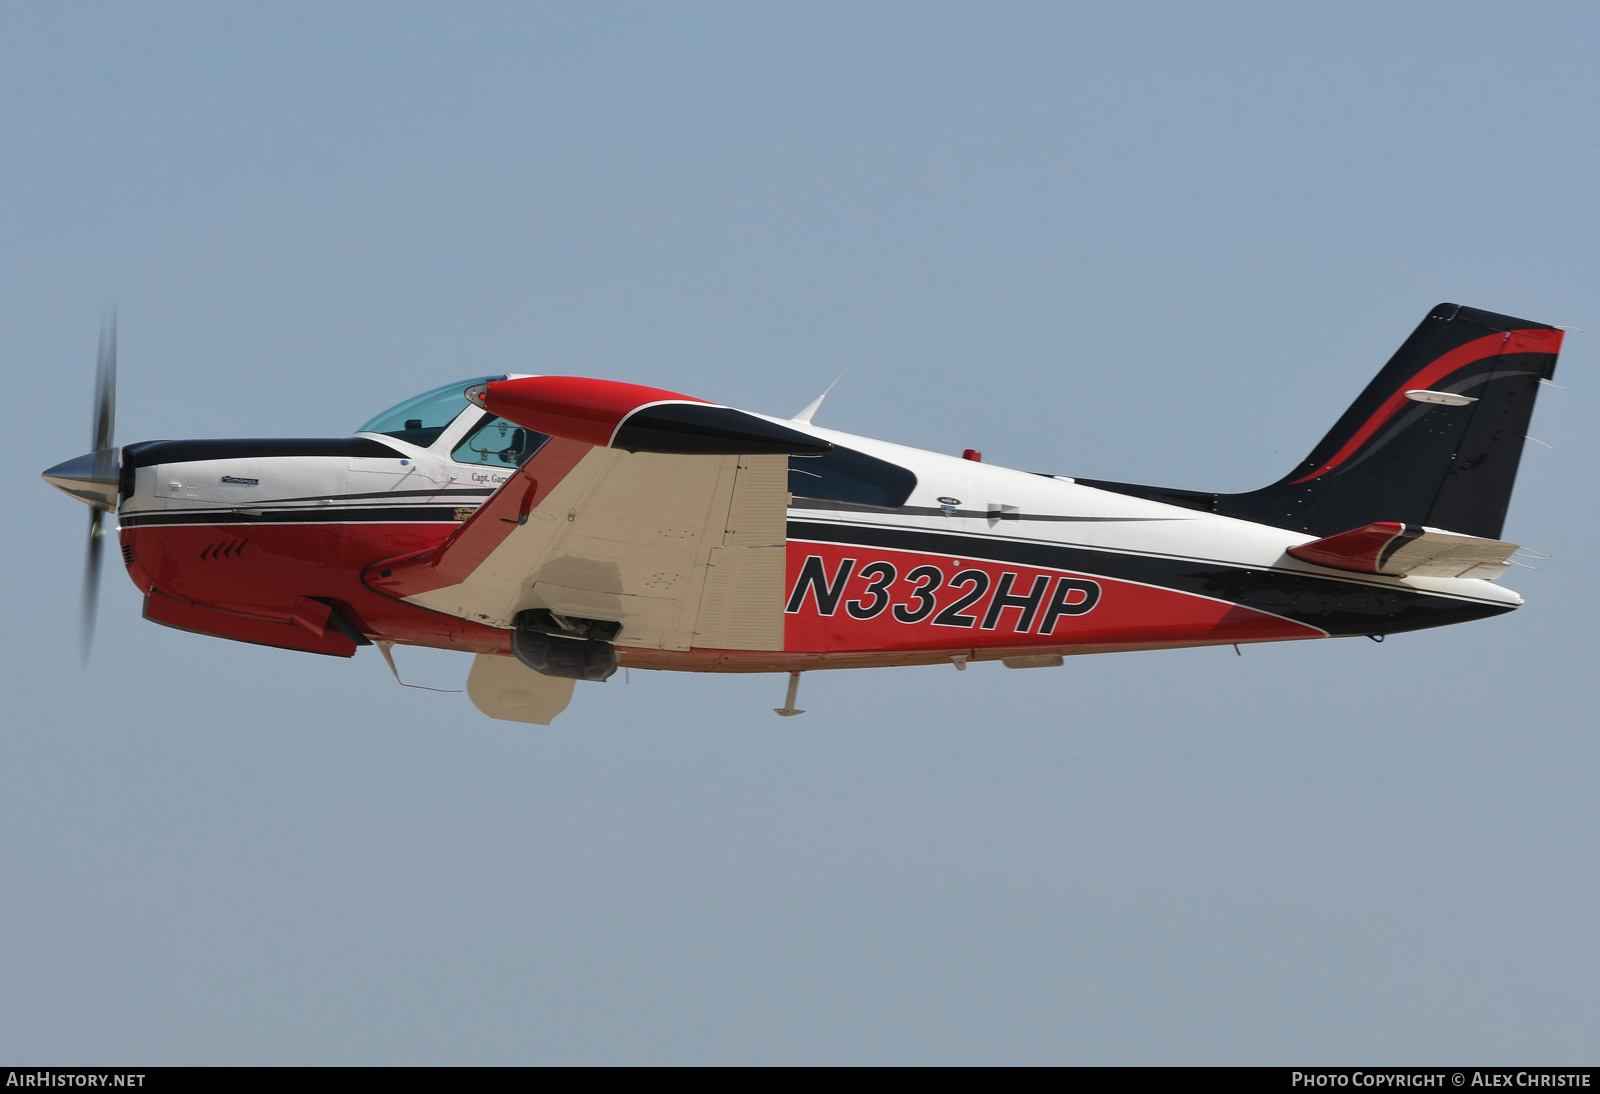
<box><xmin>42</xmin><ymin>314</ymin><xmax>120</xmax><ymax>663</ymax></box>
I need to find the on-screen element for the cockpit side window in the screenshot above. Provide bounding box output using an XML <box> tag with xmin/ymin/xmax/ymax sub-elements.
<box><xmin>788</xmin><ymin>446</ymin><xmax>917</xmax><ymax>508</ymax></box>
<box><xmin>451</xmin><ymin>413</ymin><xmax>550</xmax><ymax>468</ymax></box>
<box><xmin>358</xmin><ymin>376</ymin><xmax>503</xmax><ymax>448</ymax></box>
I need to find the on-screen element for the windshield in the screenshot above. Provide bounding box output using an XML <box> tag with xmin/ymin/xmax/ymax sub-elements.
<box><xmin>358</xmin><ymin>376</ymin><xmax>502</xmax><ymax>447</ymax></box>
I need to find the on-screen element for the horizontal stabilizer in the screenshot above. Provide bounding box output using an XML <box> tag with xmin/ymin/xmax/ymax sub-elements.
<box><xmin>1287</xmin><ymin>522</ymin><xmax>1519</xmax><ymax>579</ymax></box>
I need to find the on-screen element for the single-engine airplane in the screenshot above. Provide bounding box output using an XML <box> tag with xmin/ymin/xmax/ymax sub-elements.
<box><xmin>44</xmin><ymin>303</ymin><xmax>1562</xmax><ymax>723</ymax></box>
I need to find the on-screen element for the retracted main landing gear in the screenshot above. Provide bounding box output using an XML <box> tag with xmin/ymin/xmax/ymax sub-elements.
<box><xmin>510</xmin><ymin>608</ymin><xmax>619</xmax><ymax>682</ymax></box>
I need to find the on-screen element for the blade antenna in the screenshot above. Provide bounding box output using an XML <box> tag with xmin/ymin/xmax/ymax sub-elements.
<box><xmin>791</xmin><ymin>369</ymin><xmax>849</xmax><ymax>425</ymax></box>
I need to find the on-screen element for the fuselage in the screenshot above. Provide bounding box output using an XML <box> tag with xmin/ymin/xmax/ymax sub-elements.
<box><xmin>108</xmin><ymin>389</ymin><xmax>1521</xmax><ymax>672</ymax></box>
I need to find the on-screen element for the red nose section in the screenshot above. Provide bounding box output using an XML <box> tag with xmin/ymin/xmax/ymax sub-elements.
<box><xmin>471</xmin><ymin>376</ymin><xmax>832</xmax><ymax>456</ymax></box>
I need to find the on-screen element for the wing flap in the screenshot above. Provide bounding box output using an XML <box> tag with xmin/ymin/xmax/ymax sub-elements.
<box><xmin>693</xmin><ymin>545</ymin><xmax>787</xmax><ymax>651</ymax></box>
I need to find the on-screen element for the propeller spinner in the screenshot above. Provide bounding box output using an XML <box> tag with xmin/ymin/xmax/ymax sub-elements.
<box><xmin>41</xmin><ymin>313</ymin><xmax>119</xmax><ymax>662</ymax></box>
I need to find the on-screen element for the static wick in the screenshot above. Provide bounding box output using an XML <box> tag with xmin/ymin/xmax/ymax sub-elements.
<box><xmin>1229</xmin><ymin>449</ymin><xmax>1280</xmax><ymax>492</ymax></box>
<box><xmin>1524</xmin><ymin>435</ymin><xmax>1555</xmax><ymax>450</ymax></box>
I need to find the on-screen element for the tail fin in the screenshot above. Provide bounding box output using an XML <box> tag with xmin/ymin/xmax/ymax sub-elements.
<box><xmin>1083</xmin><ymin>304</ymin><xmax>1563</xmax><ymax>539</ymax></box>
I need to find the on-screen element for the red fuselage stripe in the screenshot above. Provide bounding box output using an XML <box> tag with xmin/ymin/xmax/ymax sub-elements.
<box><xmin>1289</xmin><ymin>329</ymin><xmax>1557</xmax><ymax>484</ymax></box>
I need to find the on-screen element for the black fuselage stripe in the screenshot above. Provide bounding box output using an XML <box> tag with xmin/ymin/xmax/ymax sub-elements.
<box><xmin>121</xmin><ymin>506</ymin><xmax>470</xmax><ymax>527</ymax></box>
<box><xmin>123</xmin><ymin>438</ymin><xmax>405</xmax><ymax>465</ymax></box>
<box><xmin>790</xmin><ymin>498</ymin><xmax>1174</xmax><ymax>522</ymax></box>
<box><xmin>255</xmin><ymin>487</ymin><xmax>496</xmax><ymax>504</ymax></box>
<box><xmin>786</xmin><ymin>520</ymin><xmax>1513</xmax><ymax>636</ymax></box>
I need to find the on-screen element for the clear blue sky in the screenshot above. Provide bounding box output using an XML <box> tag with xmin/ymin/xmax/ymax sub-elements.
<box><xmin>2</xmin><ymin>1</ymin><xmax>1596</xmax><ymax>1063</ymax></box>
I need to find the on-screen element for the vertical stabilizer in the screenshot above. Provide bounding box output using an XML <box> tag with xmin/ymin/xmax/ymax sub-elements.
<box><xmin>1082</xmin><ymin>304</ymin><xmax>1563</xmax><ymax>539</ymax></box>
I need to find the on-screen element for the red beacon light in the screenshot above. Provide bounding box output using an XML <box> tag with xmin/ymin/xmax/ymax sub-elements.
<box><xmin>962</xmin><ymin>449</ymin><xmax>982</xmax><ymax>462</ymax></box>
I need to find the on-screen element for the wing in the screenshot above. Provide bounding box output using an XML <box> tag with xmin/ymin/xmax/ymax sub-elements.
<box><xmin>366</xmin><ymin>377</ymin><xmax>827</xmax><ymax>652</ymax></box>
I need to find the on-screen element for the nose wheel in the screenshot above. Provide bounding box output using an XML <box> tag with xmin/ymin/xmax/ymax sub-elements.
<box><xmin>774</xmin><ymin>671</ymin><xmax>805</xmax><ymax>717</ymax></box>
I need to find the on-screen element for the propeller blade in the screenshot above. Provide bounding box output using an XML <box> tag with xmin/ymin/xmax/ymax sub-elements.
<box><xmin>81</xmin><ymin>507</ymin><xmax>103</xmax><ymax>664</ymax></box>
<box><xmin>93</xmin><ymin>310</ymin><xmax>116</xmax><ymax>454</ymax></box>
<box><xmin>81</xmin><ymin>311</ymin><xmax>117</xmax><ymax>663</ymax></box>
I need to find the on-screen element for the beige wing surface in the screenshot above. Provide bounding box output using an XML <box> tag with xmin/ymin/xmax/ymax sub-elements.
<box><xmin>368</xmin><ymin>437</ymin><xmax>791</xmax><ymax>652</ymax></box>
